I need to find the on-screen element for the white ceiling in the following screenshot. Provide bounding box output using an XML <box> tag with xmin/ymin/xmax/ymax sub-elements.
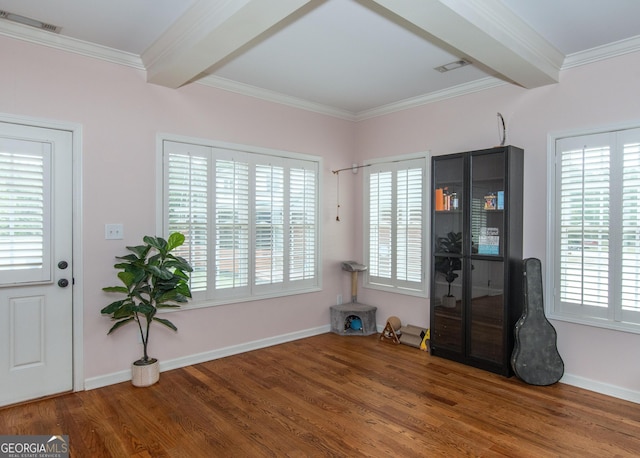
<box><xmin>1</xmin><ymin>0</ymin><xmax>640</xmax><ymax>120</ymax></box>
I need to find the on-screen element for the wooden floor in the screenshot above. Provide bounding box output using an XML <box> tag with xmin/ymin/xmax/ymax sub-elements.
<box><xmin>2</xmin><ymin>333</ymin><xmax>640</xmax><ymax>457</ymax></box>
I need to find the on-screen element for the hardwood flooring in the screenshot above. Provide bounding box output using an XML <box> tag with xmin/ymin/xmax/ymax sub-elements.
<box><xmin>2</xmin><ymin>333</ymin><xmax>639</xmax><ymax>457</ymax></box>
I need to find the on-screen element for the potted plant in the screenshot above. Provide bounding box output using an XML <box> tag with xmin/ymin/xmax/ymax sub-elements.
<box><xmin>434</xmin><ymin>231</ymin><xmax>462</xmax><ymax>308</ymax></box>
<box><xmin>101</xmin><ymin>233</ymin><xmax>193</xmax><ymax>387</ymax></box>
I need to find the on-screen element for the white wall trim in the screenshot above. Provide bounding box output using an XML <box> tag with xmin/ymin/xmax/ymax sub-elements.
<box><xmin>0</xmin><ymin>20</ymin><xmax>144</xmax><ymax>69</ymax></box>
<box><xmin>560</xmin><ymin>373</ymin><xmax>640</xmax><ymax>405</ymax></box>
<box><xmin>84</xmin><ymin>325</ymin><xmax>330</xmax><ymax>390</ymax></box>
<box><xmin>562</xmin><ymin>35</ymin><xmax>640</xmax><ymax>70</ymax></box>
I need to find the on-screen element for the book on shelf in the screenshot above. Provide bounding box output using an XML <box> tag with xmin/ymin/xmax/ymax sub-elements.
<box><xmin>435</xmin><ymin>188</ymin><xmax>444</xmax><ymax>211</ymax></box>
<box><xmin>478</xmin><ymin>227</ymin><xmax>499</xmax><ymax>255</ymax></box>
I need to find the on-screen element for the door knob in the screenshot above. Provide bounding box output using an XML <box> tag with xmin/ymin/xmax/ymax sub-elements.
<box><xmin>58</xmin><ymin>278</ymin><xmax>69</xmax><ymax>288</ymax></box>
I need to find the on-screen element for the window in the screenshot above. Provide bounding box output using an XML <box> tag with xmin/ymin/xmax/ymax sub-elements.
<box><xmin>161</xmin><ymin>138</ymin><xmax>320</xmax><ymax>307</ymax></box>
<box><xmin>549</xmin><ymin>126</ymin><xmax>640</xmax><ymax>331</ymax></box>
<box><xmin>364</xmin><ymin>154</ymin><xmax>428</xmax><ymax>295</ymax></box>
<box><xmin>0</xmin><ymin>142</ymin><xmax>50</xmax><ymax>286</ymax></box>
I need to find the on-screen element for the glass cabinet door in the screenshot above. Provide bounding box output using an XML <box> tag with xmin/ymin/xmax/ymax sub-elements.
<box><xmin>432</xmin><ymin>155</ymin><xmax>464</xmax><ymax>353</ymax></box>
<box><xmin>469</xmin><ymin>152</ymin><xmax>505</xmax><ymax>363</ymax></box>
<box><xmin>470</xmin><ymin>152</ymin><xmax>505</xmax><ymax>256</ymax></box>
<box><xmin>468</xmin><ymin>260</ymin><xmax>504</xmax><ymax>363</ymax></box>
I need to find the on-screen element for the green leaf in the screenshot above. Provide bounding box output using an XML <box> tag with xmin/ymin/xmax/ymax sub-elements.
<box><xmin>144</xmin><ymin>236</ymin><xmax>167</xmax><ymax>253</ymax></box>
<box><xmin>107</xmin><ymin>317</ymin><xmax>135</xmax><ymax>334</ymax></box>
<box><xmin>153</xmin><ymin>316</ymin><xmax>178</xmax><ymax>332</ymax></box>
<box><xmin>102</xmin><ymin>286</ymin><xmax>129</xmax><ymax>294</ymax></box>
<box><xmin>167</xmin><ymin>232</ymin><xmax>185</xmax><ymax>251</ymax></box>
<box><xmin>117</xmin><ymin>271</ymin><xmax>136</xmax><ymax>288</ymax></box>
<box><xmin>136</xmin><ymin>303</ymin><xmax>155</xmax><ymax>315</ymax></box>
<box><xmin>101</xmin><ymin>299</ymin><xmax>125</xmax><ymax>314</ymax></box>
<box><xmin>126</xmin><ymin>245</ymin><xmax>150</xmax><ymax>259</ymax></box>
<box><xmin>113</xmin><ymin>303</ymin><xmax>135</xmax><ymax>319</ymax></box>
<box><xmin>115</xmin><ymin>254</ymin><xmax>140</xmax><ymax>263</ymax></box>
<box><xmin>149</xmin><ymin>265</ymin><xmax>173</xmax><ymax>280</ymax></box>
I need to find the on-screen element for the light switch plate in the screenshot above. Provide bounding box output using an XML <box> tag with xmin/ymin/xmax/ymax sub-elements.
<box><xmin>105</xmin><ymin>223</ymin><xmax>123</xmax><ymax>240</ymax></box>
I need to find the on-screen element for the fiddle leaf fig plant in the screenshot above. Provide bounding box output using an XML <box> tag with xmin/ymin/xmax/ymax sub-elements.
<box><xmin>101</xmin><ymin>233</ymin><xmax>193</xmax><ymax>365</ymax></box>
<box><xmin>434</xmin><ymin>231</ymin><xmax>462</xmax><ymax>297</ymax></box>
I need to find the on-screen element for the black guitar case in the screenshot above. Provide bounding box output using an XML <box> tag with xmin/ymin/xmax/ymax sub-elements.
<box><xmin>511</xmin><ymin>258</ymin><xmax>564</xmax><ymax>385</ymax></box>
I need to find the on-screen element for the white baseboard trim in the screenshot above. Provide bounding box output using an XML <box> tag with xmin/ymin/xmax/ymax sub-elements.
<box><xmin>86</xmin><ymin>327</ymin><xmax>640</xmax><ymax>405</ymax></box>
<box><xmin>85</xmin><ymin>325</ymin><xmax>331</xmax><ymax>390</ymax></box>
<box><xmin>561</xmin><ymin>373</ymin><xmax>640</xmax><ymax>404</ymax></box>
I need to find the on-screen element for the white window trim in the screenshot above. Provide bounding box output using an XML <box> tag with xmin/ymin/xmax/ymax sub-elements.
<box><xmin>362</xmin><ymin>151</ymin><xmax>430</xmax><ymax>298</ymax></box>
<box><xmin>546</xmin><ymin>121</ymin><xmax>640</xmax><ymax>335</ymax></box>
<box><xmin>156</xmin><ymin>133</ymin><xmax>323</xmax><ymax>311</ymax></box>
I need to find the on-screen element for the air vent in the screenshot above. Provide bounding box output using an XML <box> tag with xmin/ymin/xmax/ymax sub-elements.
<box><xmin>0</xmin><ymin>10</ymin><xmax>61</xmax><ymax>33</ymax></box>
<box><xmin>434</xmin><ymin>59</ymin><xmax>471</xmax><ymax>73</ymax></box>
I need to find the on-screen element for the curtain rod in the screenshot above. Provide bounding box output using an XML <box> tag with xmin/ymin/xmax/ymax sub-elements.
<box><xmin>331</xmin><ymin>155</ymin><xmax>426</xmax><ymax>175</ymax></box>
<box><xmin>331</xmin><ymin>163</ymin><xmax>371</xmax><ymax>174</ymax></box>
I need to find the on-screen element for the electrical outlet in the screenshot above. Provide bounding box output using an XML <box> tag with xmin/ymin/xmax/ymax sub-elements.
<box><xmin>105</xmin><ymin>223</ymin><xmax>123</xmax><ymax>240</ymax></box>
<box><xmin>337</xmin><ymin>294</ymin><xmax>343</xmax><ymax>305</ymax></box>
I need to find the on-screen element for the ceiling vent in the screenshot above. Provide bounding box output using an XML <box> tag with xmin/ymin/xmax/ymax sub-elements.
<box><xmin>434</xmin><ymin>59</ymin><xmax>470</xmax><ymax>73</ymax></box>
<box><xmin>0</xmin><ymin>10</ymin><xmax>61</xmax><ymax>33</ymax></box>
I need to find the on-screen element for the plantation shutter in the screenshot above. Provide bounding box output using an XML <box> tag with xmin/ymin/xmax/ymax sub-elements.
<box><xmin>214</xmin><ymin>150</ymin><xmax>250</xmax><ymax>296</ymax></box>
<box><xmin>368</xmin><ymin>168</ymin><xmax>393</xmax><ymax>281</ymax></box>
<box><xmin>163</xmin><ymin>139</ymin><xmax>320</xmax><ymax>305</ymax></box>
<box><xmin>619</xmin><ymin>130</ymin><xmax>640</xmax><ymax>322</ymax></box>
<box><xmin>555</xmin><ymin>128</ymin><xmax>640</xmax><ymax>325</ymax></box>
<box><xmin>557</xmin><ymin>135</ymin><xmax>610</xmax><ymax>315</ymax></box>
<box><xmin>289</xmin><ymin>162</ymin><xmax>317</xmax><ymax>283</ymax></box>
<box><xmin>396</xmin><ymin>165</ymin><xmax>423</xmax><ymax>285</ymax></box>
<box><xmin>366</xmin><ymin>157</ymin><xmax>426</xmax><ymax>293</ymax></box>
<box><xmin>254</xmin><ymin>161</ymin><xmax>285</xmax><ymax>288</ymax></box>
<box><xmin>165</xmin><ymin>142</ymin><xmax>210</xmax><ymax>295</ymax></box>
<box><xmin>0</xmin><ymin>141</ymin><xmax>51</xmax><ymax>285</ymax></box>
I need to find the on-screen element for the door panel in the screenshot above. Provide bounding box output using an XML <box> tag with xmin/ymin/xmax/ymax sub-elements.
<box><xmin>0</xmin><ymin>122</ymin><xmax>73</xmax><ymax>406</ymax></box>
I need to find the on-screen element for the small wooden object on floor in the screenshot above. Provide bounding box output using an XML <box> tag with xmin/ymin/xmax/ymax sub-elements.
<box><xmin>380</xmin><ymin>319</ymin><xmax>401</xmax><ymax>344</ymax></box>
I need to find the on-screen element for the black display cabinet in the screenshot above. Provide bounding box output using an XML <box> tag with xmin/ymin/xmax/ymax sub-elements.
<box><xmin>430</xmin><ymin>146</ymin><xmax>524</xmax><ymax>376</ymax></box>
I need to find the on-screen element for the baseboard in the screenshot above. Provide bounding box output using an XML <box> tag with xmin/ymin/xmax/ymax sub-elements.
<box><xmin>85</xmin><ymin>326</ymin><xmax>640</xmax><ymax>405</ymax></box>
<box><xmin>85</xmin><ymin>324</ymin><xmax>331</xmax><ymax>390</ymax></box>
<box><xmin>560</xmin><ymin>373</ymin><xmax>640</xmax><ymax>404</ymax></box>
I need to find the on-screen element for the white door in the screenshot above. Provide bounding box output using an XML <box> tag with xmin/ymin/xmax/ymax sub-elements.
<box><xmin>0</xmin><ymin>122</ymin><xmax>73</xmax><ymax>407</ymax></box>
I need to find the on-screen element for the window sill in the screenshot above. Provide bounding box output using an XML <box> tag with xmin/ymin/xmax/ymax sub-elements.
<box><xmin>547</xmin><ymin>310</ymin><xmax>640</xmax><ymax>335</ymax></box>
<box><xmin>160</xmin><ymin>286</ymin><xmax>323</xmax><ymax>313</ymax></box>
<box><xmin>364</xmin><ymin>282</ymin><xmax>427</xmax><ymax>298</ymax></box>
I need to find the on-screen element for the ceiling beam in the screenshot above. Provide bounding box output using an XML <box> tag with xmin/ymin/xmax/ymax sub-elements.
<box><xmin>368</xmin><ymin>0</ymin><xmax>564</xmax><ymax>88</ymax></box>
<box><xmin>143</xmin><ymin>0</ymin><xmax>318</xmax><ymax>88</ymax></box>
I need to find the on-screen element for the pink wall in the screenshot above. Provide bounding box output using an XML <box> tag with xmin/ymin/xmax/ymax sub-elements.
<box><xmin>2</xmin><ymin>33</ymin><xmax>639</xmax><ymax>399</ymax></box>
<box><xmin>0</xmin><ymin>35</ymin><xmax>358</xmax><ymax>380</ymax></box>
<box><xmin>355</xmin><ymin>52</ymin><xmax>640</xmax><ymax>398</ymax></box>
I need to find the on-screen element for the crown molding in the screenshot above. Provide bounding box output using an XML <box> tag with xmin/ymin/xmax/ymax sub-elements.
<box><xmin>562</xmin><ymin>35</ymin><xmax>640</xmax><ymax>69</ymax></box>
<box><xmin>0</xmin><ymin>20</ymin><xmax>144</xmax><ymax>69</ymax></box>
<box><xmin>196</xmin><ymin>75</ymin><xmax>357</xmax><ymax>121</ymax></box>
<box><xmin>354</xmin><ymin>77</ymin><xmax>507</xmax><ymax>121</ymax></box>
<box><xmin>1</xmin><ymin>19</ymin><xmax>639</xmax><ymax>120</ymax></box>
